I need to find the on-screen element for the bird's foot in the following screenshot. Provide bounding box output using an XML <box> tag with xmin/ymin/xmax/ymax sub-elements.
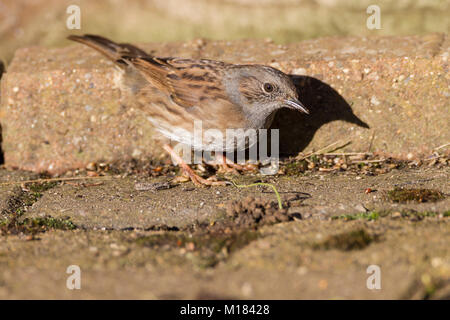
<box><xmin>163</xmin><ymin>144</ymin><xmax>228</xmax><ymax>187</ymax></box>
<box><xmin>180</xmin><ymin>164</ymin><xmax>228</xmax><ymax>186</ymax></box>
<box><xmin>214</xmin><ymin>154</ymin><xmax>257</xmax><ymax>175</ymax></box>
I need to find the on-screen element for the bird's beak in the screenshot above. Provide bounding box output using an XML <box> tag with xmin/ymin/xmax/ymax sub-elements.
<box><xmin>284</xmin><ymin>99</ymin><xmax>309</xmax><ymax>114</ymax></box>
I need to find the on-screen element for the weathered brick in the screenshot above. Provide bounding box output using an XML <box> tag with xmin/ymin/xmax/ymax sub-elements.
<box><xmin>0</xmin><ymin>34</ymin><xmax>449</xmax><ymax>172</ymax></box>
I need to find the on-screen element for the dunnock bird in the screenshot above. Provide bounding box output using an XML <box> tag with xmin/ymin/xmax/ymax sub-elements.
<box><xmin>68</xmin><ymin>34</ymin><xmax>309</xmax><ymax>185</ymax></box>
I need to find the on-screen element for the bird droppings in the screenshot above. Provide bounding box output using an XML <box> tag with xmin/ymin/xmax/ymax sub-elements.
<box><xmin>332</xmin><ymin>211</ymin><xmax>385</xmax><ymax>221</ymax></box>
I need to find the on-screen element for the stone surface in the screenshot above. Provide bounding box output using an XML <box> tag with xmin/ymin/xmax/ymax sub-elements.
<box><xmin>1</xmin><ymin>34</ymin><xmax>449</xmax><ymax>172</ymax></box>
<box><xmin>0</xmin><ymin>223</ymin><xmax>439</xmax><ymax>299</ymax></box>
<box><xmin>25</xmin><ymin>176</ymin><xmax>225</xmax><ymax>230</ymax></box>
<box><xmin>21</xmin><ymin>167</ymin><xmax>450</xmax><ymax>230</ymax></box>
<box><xmin>1</xmin><ymin>0</ymin><xmax>448</xmax><ymax>302</ymax></box>
<box><xmin>1</xmin><ymin>163</ymin><xmax>449</xmax><ymax>299</ymax></box>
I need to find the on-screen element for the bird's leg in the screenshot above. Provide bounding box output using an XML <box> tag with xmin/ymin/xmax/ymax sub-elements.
<box><xmin>163</xmin><ymin>144</ymin><xmax>228</xmax><ymax>186</ymax></box>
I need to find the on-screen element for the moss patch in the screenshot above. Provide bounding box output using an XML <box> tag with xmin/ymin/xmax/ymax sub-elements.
<box><xmin>2</xmin><ymin>181</ymin><xmax>59</xmax><ymax>216</ymax></box>
<box><xmin>28</xmin><ymin>181</ymin><xmax>58</xmax><ymax>193</ymax></box>
<box><xmin>0</xmin><ymin>214</ymin><xmax>76</xmax><ymax>236</ymax></box>
<box><xmin>136</xmin><ymin>230</ymin><xmax>259</xmax><ymax>269</ymax></box>
<box><xmin>332</xmin><ymin>211</ymin><xmax>386</xmax><ymax>221</ymax></box>
<box><xmin>333</xmin><ymin>210</ymin><xmax>449</xmax><ymax>221</ymax></box>
<box><xmin>0</xmin><ymin>181</ymin><xmax>74</xmax><ymax>236</ymax></box>
<box><xmin>314</xmin><ymin>228</ymin><xmax>377</xmax><ymax>251</ymax></box>
<box><xmin>284</xmin><ymin>160</ymin><xmax>308</xmax><ymax>175</ymax></box>
<box><xmin>398</xmin><ymin>210</ymin><xmax>450</xmax><ymax>219</ymax></box>
<box><xmin>387</xmin><ymin>188</ymin><xmax>445</xmax><ymax>203</ymax></box>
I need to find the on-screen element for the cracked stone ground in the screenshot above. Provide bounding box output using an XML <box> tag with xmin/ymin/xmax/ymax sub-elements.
<box><xmin>0</xmin><ymin>161</ymin><xmax>448</xmax><ymax>299</ymax></box>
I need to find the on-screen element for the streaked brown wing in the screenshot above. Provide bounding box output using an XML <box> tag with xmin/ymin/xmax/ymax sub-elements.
<box><xmin>129</xmin><ymin>57</ymin><xmax>230</xmax><ymax>109</ymax></box>
<box><xmin>135</xmin><ymin>80</ymin><xmax>247</xmax><ymax>133</ymax></box>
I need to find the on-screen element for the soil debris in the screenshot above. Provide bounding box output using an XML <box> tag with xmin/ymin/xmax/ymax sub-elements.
<box><xmin>225</xmin><ymin>196</ymin><xmax>291</xmax><ymax>229</ymax></box>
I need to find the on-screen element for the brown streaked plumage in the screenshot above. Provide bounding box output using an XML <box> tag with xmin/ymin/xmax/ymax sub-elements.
<box><xmin>68</xmin><ymin>34</ymin><xmax>309</xmax><ymax>185</ymax></box>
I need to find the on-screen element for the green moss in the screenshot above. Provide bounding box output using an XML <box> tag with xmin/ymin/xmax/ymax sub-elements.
<box><xmin>314</xmin><ymin>229</ymin><xmax>377</xmax><ymax>251</ymax></box>
<box><xmin>1</xmin><ymin>181</ymin><xmax>59</xmax><ymax>220</ymax></box>
<box><xmin>332</xmin><ymin>211</ymin><xmax>385</xmax><ymax>221</ymax></box>
<box><xmin>22</xmin><ymin>217</ymin><xmax>77</xmax><ymax>230</ymax></box>
<box><xmin>387</xmin><ymin>188</ymin><xmax>445</xmax><ymax>203</ymax></box>
<box><xmin>399</xmin><ymin>210</ymin><xmax>449</xmax><ymax>219</ymax></box>
<box><xmin>17</xmin><ymin>182</ymin><xmax>59</xmax><ymax>214</ymax></box>
<box><xmin>333</xmin><ymin>210</ymin><xmax>449</xmax><ymax>221</ymax></box>
<box><xmin>1</xmin><ymin>179</ymin><xmax>65</xmax><ymax>232</ymax></box>
<box><xmin>136</xmin><ymin>230</ymin><xmax>259</xmax><ymax>269</ymax></box>
<box><xmin>284</xmin><ymin>161</ymin><xmax>307</xmax><ymax>175</ymax></box>
<box><xmin>0</xmin><ymin>215</ymin><xmax>76</xmax><ymax>235</ymax></box>
<box><xmin>310</xmin><ymin>155</ymin><xmax>319</xmax><ymax>164</ymax></box>
<box><xmin>28</xmin><ymin>181</ymin><xmax>58</xmax><ymax>193</ymax></box>
<box><xmin>423</xmin><ymin>284</ymin><xmax>437</xmax><ymax>300</ymax></box>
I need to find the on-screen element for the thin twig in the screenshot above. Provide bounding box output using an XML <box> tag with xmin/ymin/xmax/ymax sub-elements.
<box><xmin>327</xmin><ymin>141</ymin><xmax>352</xmax><ymax>153</ymax></box>
<box><xmin>323</xmin><ymin>152</ymin><xmax>373</xmax><ymax>156</ymax></box>
<box><xmin>296</xmin><ymin>140</ymin><xmax>347</xmax><ymax>161</ymax></box>
<box><xmin>0</xmin><ymin>175</ymin><xmax>115</xmax><ymax>186</ymax></box>
<box><xmin>318</xmin><ymin>168</ymin><xmax>336</xmax><ymax>172</ymax></box>
<box><xmin>351</xmin><ymin>159</ymin><xmax>386</xmax><ymax>164</ymax></box>
<box><xmin>423</xmin><ymin>155</ymin><xmax>441</xmax><ymax>161</ymax></box>
<box><xmin>433</xmin><ymin>142</ymin><xmax>450</xmax><ymax>151</ymax></box>
<box><xmin>367</xmin><ymin>131</ymin><xmax>375</xmax><ymax>153</ymax></box>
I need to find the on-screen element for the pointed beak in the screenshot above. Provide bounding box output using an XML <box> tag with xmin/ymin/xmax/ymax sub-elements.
<box><xmin>284</xmin><ymin>99</ymin><xmax>310</xmax><ymax>114</ymax></box>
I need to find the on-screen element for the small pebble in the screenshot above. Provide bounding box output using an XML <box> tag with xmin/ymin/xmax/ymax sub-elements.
<box><xmin>391</xmin><ymin>212</ymin><xmax>402</xmax><ymax>219</ymax></box>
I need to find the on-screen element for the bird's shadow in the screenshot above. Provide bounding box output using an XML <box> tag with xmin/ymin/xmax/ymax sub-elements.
<box><xmin>270</xmin><ymin>75</ymin><xmax>370</xmax><ymax>155</ymax></box>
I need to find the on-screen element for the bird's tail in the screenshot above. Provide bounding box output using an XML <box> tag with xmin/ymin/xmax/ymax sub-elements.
<box><xmin>67</xmin><ymin>34</ymin><xmax>149</xmax><ymax>67</ymax></box>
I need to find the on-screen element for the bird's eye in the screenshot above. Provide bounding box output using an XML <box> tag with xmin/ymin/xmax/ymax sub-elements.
<box><xmin>263</xmin><ymin>83</ymin><xmax>274</xmax><ymax>93</ymax></box>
